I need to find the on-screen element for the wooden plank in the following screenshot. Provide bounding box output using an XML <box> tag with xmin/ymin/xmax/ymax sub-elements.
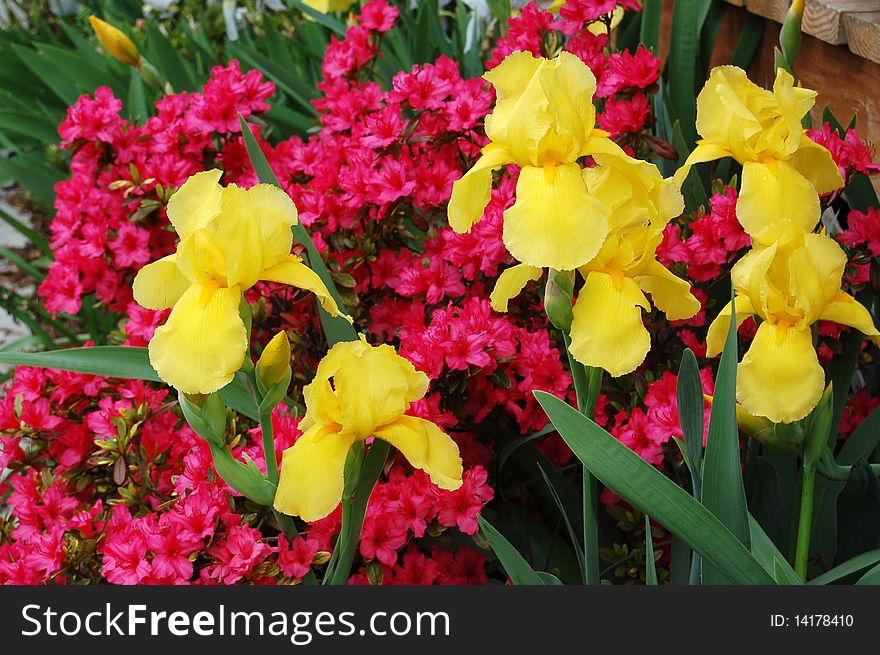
<box><xmin>803</xmin><ymin>0</ymin><xmax>880</xmax><ymax>45</ymax></box>
<box><xmin>742</xmin><ymin>0</ymin><xmax>789</xmax><ymax>23</ymax></box>
<box><xmin>844</xmin><ymin>10</ymin><xmax>880</xmax><ymax>63</ymax></box>
<box><xmin>722</xmin><ymin>0</ymin><xmax>746</xmax><ymax>7</ymax></box>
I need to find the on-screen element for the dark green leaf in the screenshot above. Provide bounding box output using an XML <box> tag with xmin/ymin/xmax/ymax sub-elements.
<box><xmin>535</xmin><ymin>391</ymin><xmax>774</xmax><ymax>584</ymax></box>
<box><xmin>478</xmin><ymin>516</ymin><xmax>545</xmax><ymax>585</ymax></box>
<box><xmin>645</xmin><ymin>514</ymin><xmax>658</xmax><ymax>585</ymax></box>
<box><xmin>676</xmin><ymin>348</ymin><xmax>704</xmax><ymax>498</ymax></box>
<box><xmin>731</xmin><ymin>13</ymin><xmax>766</xmax><ymax>69</ymax></box>
<box><xmin>639</xmin><ymin>0</ymin><xmax>662</xmax><ymax>52</ymax></box>
<box><xmin>702</xmin><ymin>292</ymin><xmax>750</xmax><ymax>585</ymax></box>
<box><xmin>809</xmin><ymin>549</ymin><xmax>880</xmax><ymax>585</ymax></box>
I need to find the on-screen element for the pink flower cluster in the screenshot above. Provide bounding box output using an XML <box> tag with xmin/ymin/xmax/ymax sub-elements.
<box><xmin>40</xmin><ymin>60</ymin><xmax>273</xmax><ymax>317</ymax></box>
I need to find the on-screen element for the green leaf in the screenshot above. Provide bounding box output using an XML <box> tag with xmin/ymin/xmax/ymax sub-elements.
<box><xmin>0</xmin><ymin>346</ymin><xmax>161</xmax><ymax>381</ymax></box>
<box><xmin>639</xmin><ymin>0</ymin><xmax>662</xmax><ymax>52</ymax></box>
<box><xmin>534</xmin><ymin>391</ymin><xmax>774</xmax><ymax>584</ymax></box>
<box><xmin>809</xmin><ymin>549</ymin><xmax>880</xmax><ymax>585</ymax></box>
<box><xmin>142</xmin><ymin>23</ymin><xmax>199</xmax><ymax>92</ymax></box>
<box><xmin>535</xmin><ymin>571</ymin><xmax>563</xmax><ymax>585</ymax></box>
<box><xmin>287</xmin><ymin>0</ymin><xmax>347</xmax><ymax>36</ymax></box>
<box><xmin>0</xmin><ymin>152</ymin><xmax>65</xmax><ymax>210</ymax></box>
<box><xmin>749</xmin><ymin>514</ymin><xmax>800</xmax><ymax>584</ymax></box>
<box><xmin>701</xmin><ymin>293</ymin><xmax>750</xmax><ymax>586</ymax></box>
<box><xmin>839</xmin><ymin>405</ymin><xmax>880</xmax><ymax>466</ymax></box>
<box><xmin>126</xmin><ymin>66</ymin><xmax>147</xmax><ymax>124</ymax></box>
<box><xmin>672</xmin><ymin>119</ymin><xmax>708</xmax><ymax>211</ymax></box>
<box><xmin>0</xmin><ymin>206</ymin><xmax>50</xmax><ymax>255</ymax></box>
<box><xmin>645</xmin><ymin>514</ymin><xmax>658</xmax><ymax>585</ymax></box>
<box><xmin>238</xmin><ymin>115</ymin><xmax>355</xmax><ymax>346</ymax></box>
<box><xmin>0</xmin><ymin>246</ymin><xmax>44</xmax><ymax>281</ymax></box>
<box><xmin>667</xmin><ymin>0</ymin><xmax>705</xmax><ymax>145</ymax></box>
<box><xmin>537</xmin><ymin>462</ymin><xmax>585</xmax><ymax>581</ymax></box>
<box><xmin>0</xmin><ymin>346</ymin><xmax>259</xmax><ymax>420</ymax></box>
<box><xmin>731</xmin><ymin>13</ymin><xmax>766</xmax><ymax>69</ymax></box>
<box><xmin>856</xmin><ymin>563</ymin><xmax>880</xmax><ymax>585</ymax></box>
<box><xmin>676</xmin><ymin>348</ymin><xmax>704</xmax><ymax>498</ymax></box>
<box><xmin>478</xmin><ymin>516</ymin><xmax>546</xmax><ymax>585</ymax></box>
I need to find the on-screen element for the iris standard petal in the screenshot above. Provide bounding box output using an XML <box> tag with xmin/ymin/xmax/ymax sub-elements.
<box><xmin>132</xmin><ymin>254</ymin><xmax>192</xmax><ymax>310</ymax></box>
<box><xmin>705</xmin><ymin>296</ymin><xmax>756</xmax><ymax>357</ymax></box>
<box><xmin>503</xmin><ymin>163</ymin><xmax>607</xmax><ymax>271</ymax></box>
<box><xmin>165</xmin><ymin>169</ymin><xmax>223</xmax><ymax>240</ymax></box>
<box><xmin>635</xmin><ymin>260</ymin><xmax>701</xmax><ymax>321</ymax></box>
<box><xmin>261</xmin><ymin>255</ymin><xmax>347</xmax><ymax>319</ymax></box>
<box><xmin>789</xmin><ymin>233</ymin><xmax>847</xmax><ymax>322</ymax></box>
<box><xmin>483</xmin><ymin>50</ymin><xmax>543</xmax><ymax>146</ymax></box>
<box><xmin>789</xmin><ymin>137</ymin><xmax>845</xmax><ymax>196</ymax></box>
<box><xmin>273</xmin><ymin>424</ymin><xmax>359</xmax><ymax>521</ymax></box>
<box><xmin>447</xmin><ymin>145</ymin><xmax>514</xmax><ymax>234</ymax></box>
<box><xmin>737</xmin><ymin>321</ymin><xmax>824</xmax><ymax>423</ymax></box>
<box><xmin>215</xmin><ymin>183</ymin><xmax>296</xmax><ymax>289</ymax></box>
<box><xmin>148</xmin><ymin>282</ymin><xmax>247</xmax><ymax>394</ymax></box>
<box><xmin>569</xmin><ymin>271</ymin><xmax>651</xmax><ymax>377</ymax></box>
<box><xmin>738</xmin><ymin>160</ymin><xmax>819</xmax><ymax>240</ymax></box>
<box><xmin>373</xmin><ymin>415</ymin><xmax>463</xmax><ymax>491</ymax></box>
<box><xmin>490</xmin><ymin>263</ymin><xmax>543</xmax><ymax>312</ymax></box>
<box><xmin>300</xmin><ymin>340</ymin><xmax>369</xmax><ymax>433</ymax></box>
<box><xmin>333</xmin><ymin>344</ymin><xmax>417</xmax><ymax>437</ymax></box>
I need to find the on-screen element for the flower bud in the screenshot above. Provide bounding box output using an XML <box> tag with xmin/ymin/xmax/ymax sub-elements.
<box><xmin>777</xmin><ymin>0</ymin><xmax>804</xmax><ymax>73</ymax></box>
<box><xmin>89</xmin><ymin>16</ymin><xmax>140</xmax><ymax>67</ymax></box>
<box><xmin>545</xmin><ymin>269</ymin><xmax>574</xmax><ymax>331</ymax></box>
<box><xmin>257</xmin><ymin>331</ymin><xmax>291</xmax><ymax>388</ymax></box>
<box><xmin>256</xmin><ymin>331</ymin><xmax>293</xmax><ymax>415</ymax></box>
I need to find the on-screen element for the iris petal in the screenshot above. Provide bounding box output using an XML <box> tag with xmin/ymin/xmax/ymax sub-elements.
<box><xmin>148</xmin><ymin>282</ymin><xmax>247</xmax><ymax>395</ymax></box>
<box><xmin>737</xmin><ymin>322</ymin><xmax>824</xmax><ymax>423</ymax></box>
<box><xmin>569</xmin><ymin>271</ymin><xmax>651</xmax><ymax>377</ymax></box>
<box><xmin>503</xmin><ymin>163</ymin><xmax>607</xmax><ymax>271</ymax></box>
<box><xmin>447</xmin><ymin>145</ymin><xmax>514</xmax><ymax>234</ymax></box>
<box><xmin>165</xmin><ymin>170</ymin><xmax>223</xmax><ymax>240</ymax></box>
<box><xmin>261</xmin><ymin>255</ymin><xmax>347</xmax><ymax>319</ymax></box>
<box><xmin>132</xmin><ymin>254</ymin><xmax>191</xmax><ymax>310</ymax></box>
<box><xmin>274</xmin><ymin>424</ymin><xmax>358</xmax><ymax>522</ymax></box>
<box><xmin>739</xmin><ymin>160</ymin><xmax>819</xmax><ymax>240</ymax></box>
<box><xmin>490</xmin><ymin>264</ymin><xmax>543</xmax><ymax>312</ymax></box>
<box><xmin>374</xmin><ymin>416</ymin><xmax>463</xmax><ymax>491</ymax></box>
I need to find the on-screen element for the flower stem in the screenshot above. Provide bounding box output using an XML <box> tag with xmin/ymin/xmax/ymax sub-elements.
<box><xmin>326</xmin><ymin>441</ymin><xmax>390</xmax><ymax>585</ymax></box>
<box><xmin>794</xmin><ymin>462</ymin><xmax>816</xmax><ymax>580</ymax></box>
<box><xmin>562</xmin><ymin>332</ymin><xmax>602</xmax><ymax>585</ymax></box>
<box><xmin>260</xmin><ymin>411</ymin><xmax>279</xmax><ymax>486</ymax></box>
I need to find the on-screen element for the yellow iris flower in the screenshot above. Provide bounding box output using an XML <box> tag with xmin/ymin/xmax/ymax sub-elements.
<box><xmin>448</xmin><ymin>50</ymin><xmax>627</xmax><ymax>271</ymax></box>
<box><xmin>274</xmin><ymin>338</ymin><xmax>463</xmax><ymax>522</ymax></box>
<box><xmin>492</xmin><ymin>154</ymin><xmax>700</xmax><ymax>377</ymax></box>
<box><xmin>673</xmin><ymin>66</ymin><xmax>843</xmax><ymax>244</ymax></box>
<box><xmin>133</xmin><ymin>170</ymin><xmax>345</xmax><ymax>395</ymax></box>
<box><xmin>706</xmin><ymin>228</ymin><xmax>880</xmax><ymax>423</ymax></box>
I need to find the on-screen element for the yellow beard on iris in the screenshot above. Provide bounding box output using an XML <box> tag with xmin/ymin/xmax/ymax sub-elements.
<box><xmin>447</xmin><ymin>49</ymin><xmax>629</xmax><ymax>272</ymax></box>
<box><xmin>273</xmin><ymin>338</ymin><xmax>463</xmax><ymax>522</ymax></box>
<box><xmin>491</xmin><ymin>153</ymin><xmax>700</xmax><ymax>377</ymax></box>
<box><xmin>132</xmin><ymin>170</ymin><xmax>347</xmax><ymax>395</ymax></box>
<box><xmin>673</xmin><ymin>65</ymin><xmax>843</xmax><ymax>245</ymax></box>
<box><xmin>706</xmin><ymin>228</ymin><xmax>880</xmax><ymax>423</ymax></box>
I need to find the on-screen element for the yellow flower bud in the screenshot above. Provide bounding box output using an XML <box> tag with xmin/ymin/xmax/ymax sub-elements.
<box><xmin>89</xmin><ymin>16</ymin><xmax>141</xmax><ymax>67</ymax></box>
<box><xmin>257</xmin><ymin>331</ymin><xmax>291</xmax><ymax>387</ymax></box>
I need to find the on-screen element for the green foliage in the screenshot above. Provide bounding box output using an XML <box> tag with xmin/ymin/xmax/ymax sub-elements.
<box><xmin>534</xmin><ymin>391</ymin><xmax>774</xmax><ymax>584</ymax></box>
